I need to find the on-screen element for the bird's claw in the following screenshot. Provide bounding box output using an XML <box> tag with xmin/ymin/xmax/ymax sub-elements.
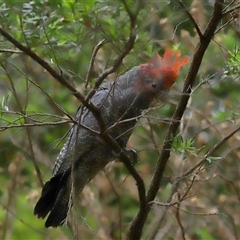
<box><xmin>125</xmin><ymin>149</ymin><xmax>138</xmax><ymax>165</ymax></box>
<box><xmin>113</xmin><ymin>148</ymin><xmax>138</xmax><ymax>165</ymax></box>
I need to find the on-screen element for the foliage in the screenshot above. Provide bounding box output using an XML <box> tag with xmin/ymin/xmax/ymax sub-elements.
<box><xmin>0</xmin><ymin>0</ymin><xmax>240</xmax><ymax>239</ymax></box>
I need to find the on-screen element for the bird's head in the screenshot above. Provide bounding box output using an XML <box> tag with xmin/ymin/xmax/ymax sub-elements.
<box><xmin>133</xmin><ymin>49</ymin><xmax>189</xmax><ymax>100</ymax></box>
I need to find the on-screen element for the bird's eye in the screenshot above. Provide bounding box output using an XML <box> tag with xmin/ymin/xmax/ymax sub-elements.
<box><xmin>152</xmin><ymin>83</ymin><xmax>157</xmax><ymax>89</ymax></box>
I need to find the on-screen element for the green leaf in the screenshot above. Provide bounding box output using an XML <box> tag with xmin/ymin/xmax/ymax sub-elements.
<box><xmin>198</xmin><ymin>228</ymin><xmax>215</xmax><ymax>240</ymax></box>
<box><xmin>1</xmin><ymin>93</ymin><xmax>10</xmax><ymax>112</ymax></box>
<box><xmin>205</xmin><ymin>156</ymin><xmax>222</xmax><ymax>164</ymax></box>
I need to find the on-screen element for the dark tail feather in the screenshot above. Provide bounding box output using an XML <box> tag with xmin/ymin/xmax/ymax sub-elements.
<box><xmin>34</xmin><ymin>169</ymin><xmax>71</xmax><ymax>228</ymax></box>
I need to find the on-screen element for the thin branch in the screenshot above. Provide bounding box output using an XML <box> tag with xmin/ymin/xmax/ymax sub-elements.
<box><xmin>5</xmin><ymin>58</ymin><xmax>75</xmax><ymax>122</ymax></box>
<box><xmin>146</xmin><ymin>118</ymin><xmax>161</xmax><ymax>155</ymax></box>
<box><xmin>207</xmin><ymin>126</ymin><xmax>240</xmax><ymax>157</ymax></box>
<box><xmin>219</xmin><ymin>175</ymin><xmax>240</xmax><ymax>201</ymax></box>
<box><xmin>0</xmin><ymin>49</ymin><xmax>23</xmax><ymax>54</ymax></box>
<box><xmin>201</xmin><ymin>192</ymin><xmax>239</xmax><ymax>239</ymax></box>
<box><xmin>149</xmin><ymin>172</ymin><xmax>199</xmax><ymax>209</ymax></box>
<box><xmin>147</xmin><ymin>0</ymin><xmax>224</xmax><ymax>201</ymax></box>
<box><xmin>0</xmin><ymin>110</ymin><xmax>73</xmax><ymax>121</ymax></box>
<box><xmin>84</xmin><ymin>16</ymin><xmax>138</xmax><ymax>102</ymax></box>
<box><xmin>178</xmin><ymin>170</ymin><xmax>199</xmax><ymax>202</ymax></box>
<box><xmin>223</xmin><ymin>0</ymin><xmax>236</xmax><ymax>12</ymax></box>
<box><xmin>175</xmin><ymin>205</ymin><xmax>226</xmax><ymax>217</ymax></box>
<box><xmin>1</xmin><ymin>61</ymin><xmax>44</xmax><ymax>186</ymax></box>
<box><xmin>127</xmin><ymin>1</ymin><xmax>224</xmax><ymax>239</ymax></box>
<box><xmin>171</xmin><ymin>19</ymin><xmax>189</xmax><ymax>41</ymax></box>
<box><xmin>1</xmin><ymin>201</ymin><xmax>47</xmax><ymax>236</ymax></box>
<box><xmin>42</xmin><ymin>25</ymin><xmax>62</xmax><ymax>73</ymax></box>
<box><xmin>0</xmin><ymin>0</ymin><xmax>147</xmax><ymax>223</ymax></box>
<box><xmin>146</xmin><ymin>182</ymin><xmax>179</xmax><ymax>240</ymax></box>
<box><xmin>84</xmin><ymin>0</ymin><xmax>145</xmax><ymax>104</ymax></box>
<box><xmin>19</xmin><ymin>16</ymin><xmax>30</xmax><ymax>49</ymax></box>
<box><xmin>2</xmin><ymin>154</ymin><xmax>22</xmax><ymax>239</ymax></box>
<box><xmin>0</xmin><ymin>27</ymin><xmax>86</xmax><ymax>103</ymax></box>
<box><xmin>180</xmin><ymin>125</ymin><xmax>240</xmax><ymax>179</ymax></box>
<box><xmin>176</xmin><ymin>0</ymin><xmax>203</xmax><ymax>38</ymax></box>
<box><xmin>215</xmin><ymin>16</ymin><xmax>237</xmax><ymax>34</ymax></box>
<box><xmin>104</xmin><ymin>170</ymin><xmax>123</xmax><ymax>240</ymax></box>
<box><xmin>0</xmin><ymin>33</ymin><xmax>142</xmax><ymax>192</ymax></box>
<box><xmin>175</xmin><ymin>193</ymin><xmax>186</xmax><ymax>240</ymax></box>
<box><xmin>0</xmin><ymin>120</ymin><xmax>72</xmax><ymax>131</ymax></box>
<box><xmin>223</xmin><ymin>3</ymin><xmax>240</xmax><ymax>15</ymax></box>
<box><xmin>85</xmin><ymin>39</ymin><xmax>108</xmax><ymax>90</ymax></box>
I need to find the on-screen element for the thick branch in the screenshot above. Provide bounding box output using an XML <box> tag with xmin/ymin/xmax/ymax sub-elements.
<box><xmin>127</xmin><ymin>1</ymin><xmax>224</xmax><ymax>239</ymax></box>
<box><xmin>0</xmin><ymin>0</ymin><xmax>146</xmax><ymax>211</ymax></box>
<box><xmin>0</xmin><ymin>27</ymin><xmax>86</xmax><ymax>104</ymax></box>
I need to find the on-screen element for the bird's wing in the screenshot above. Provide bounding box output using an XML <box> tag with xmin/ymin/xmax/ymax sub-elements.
<box><xmin>52</xmin><ymin>85</ymin><xmax>112</xmax><ymax>176</ymax></box>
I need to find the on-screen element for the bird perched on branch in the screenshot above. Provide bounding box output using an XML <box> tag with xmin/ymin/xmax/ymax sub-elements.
<box><xmin>34</xmin><ymin>49</ymin><xmax>189</xmax><ymax>228</ymax></box>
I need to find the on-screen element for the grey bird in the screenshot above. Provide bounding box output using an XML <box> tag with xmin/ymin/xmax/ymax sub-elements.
<box><xmin>34</xmin><ymin>49</ymin><xmax>189</xmax><ymax>228</ymax></box>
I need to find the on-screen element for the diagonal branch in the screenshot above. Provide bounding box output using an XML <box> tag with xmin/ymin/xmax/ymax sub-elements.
<box><xmin>127</xmin><ymin>1</ymin><xmax>224</xmax><ymax>239</ymax></box>
<box><xmin>176</xmin><ymin>0</ymin><xmax>203</xmax><ymax>38</ymax></box>
<box><xmin>180</xmin><ymin>124</ymin><xmax>240</xmax><ymax>179</ymax></box>
<box><xmin>84</xmin><ymin>0</ymin><xmax>143</xmax><ymax>103</ymax></box>
<box><xmin>0</xmin><ymin>0</ymin><xmax>147</xmax><ymax>214</ymax></box>
<box><xmin>84</xmin><ymin>39</ymin><xmax>108</xmax><ymax>91</ymax></box>
<box><xmin>0</xmin><ymin>27</ymin><xmax>86</xmax><ymax>104</ymax></box>
<box><xmin>223</xmin><ymin>3</ymin><xmax>240</xmax><ymax>15</ymax></box>
<box><xmin>147</xmin><ymin>0</ymin><xmax>224</xmax><ymax>202</ymax></box>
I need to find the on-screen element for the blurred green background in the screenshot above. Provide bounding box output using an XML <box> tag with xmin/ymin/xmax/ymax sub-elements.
<box><xmin>0</xmin><ymin>0</ymin><xmax>240</xmax><ymax>239</ymax></box>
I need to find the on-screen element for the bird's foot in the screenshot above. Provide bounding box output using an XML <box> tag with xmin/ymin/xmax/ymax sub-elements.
<box><xmin>113</xmin><ymin>148</ymin><xmax>138</xmax><ymax>165</ymax></box>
